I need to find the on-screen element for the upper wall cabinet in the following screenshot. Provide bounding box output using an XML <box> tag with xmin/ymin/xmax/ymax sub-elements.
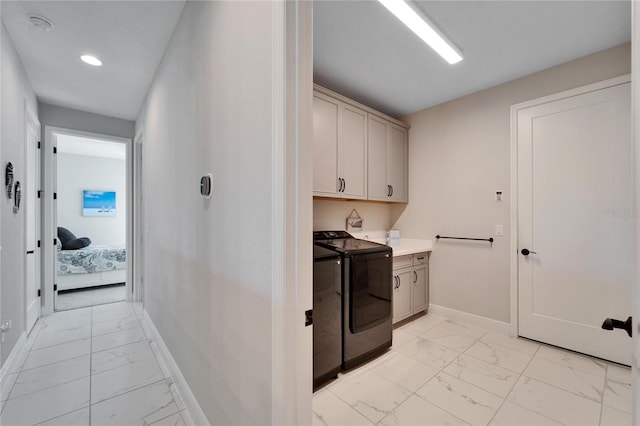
<box><xmin>313</xmin><ymin>91</ymin><xmax>367</xmax><ymax>199</ymax></box>
<box><xmin>368</xmin><ymin>115</ymin><xmax>408</xmax><ymax>203</ymax></box>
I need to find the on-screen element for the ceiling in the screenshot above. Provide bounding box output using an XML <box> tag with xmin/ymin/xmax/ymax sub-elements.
<box><xmin>0</xmin><ymin>1</ymin><xmax>631</xmax><ymax>122</ymax></box>
<box><xmin>314</xmin><ymin>0</ymin><xmax>631</xmax><ymax>118</ymax></box>
<box><xmin>57</xmin><ymin>134</ymin><xmax>126</xmax><ymax>160</ymax></box>
<box><xmin>1</xmin><ymin>1</ymin><xmax>185</xmax><ymax>121</ymax></box>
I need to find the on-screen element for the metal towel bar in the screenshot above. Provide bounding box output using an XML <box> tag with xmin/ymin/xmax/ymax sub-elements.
<box><xmin>435</xmin><ymin>235</ymin><xmax>494</xmax><ymax>243</ymax></box>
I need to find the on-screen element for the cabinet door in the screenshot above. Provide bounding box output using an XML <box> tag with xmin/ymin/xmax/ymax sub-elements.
<box><xmin>388</xmin><ymin>125</ymin><xmax>408</xmax><ymax>202</ymax></box>
<box><xmin>367</xmin><ymin>116</ymin><xmax>389</xmax><ymax>200</ymax></box>
<box><xmin>313</xmin><ymin>94</ymin><xmax>340</xmax><ymax>197</ymax></box>
<box><xmin>393</xmin><ymin>269</ymin><xmax>413</xmax><ymax>323</ymax></box>
<box><xmin>412</xmin><ymin>264</ymin><xmax>428</xmax><ymax>314</ymax></box>
<box><xmin>340</xmin><ymin>104</ymin><xmax>367</xmax><ymax>199</ymax></box>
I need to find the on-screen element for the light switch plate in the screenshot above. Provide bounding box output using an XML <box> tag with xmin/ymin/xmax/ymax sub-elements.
<box><xmin>495</xmin><ymin>225</ymin><xmax>504</xmax><ymax>236</ymax></box>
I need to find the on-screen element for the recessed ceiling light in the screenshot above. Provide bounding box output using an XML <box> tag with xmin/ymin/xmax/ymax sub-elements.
<box><xmin>29</xmin><ymin>15</ymin><xmax>53</xmax><ymax>31</ymax></box>
<box><xmin>378</xmin><ymin>0</ymin><xmax>463</xmax><ymax>65</ymax></box>
<box><xmin>80</xmin><ymin>55</ymin><xmax>103</xmax><ymax>67</ymax></box>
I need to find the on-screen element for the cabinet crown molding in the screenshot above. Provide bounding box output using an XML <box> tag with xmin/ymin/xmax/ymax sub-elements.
<box><xmin>313</xmin><ymin>84</ymin><xmax>409</xmax><ymax>129</ymax></box>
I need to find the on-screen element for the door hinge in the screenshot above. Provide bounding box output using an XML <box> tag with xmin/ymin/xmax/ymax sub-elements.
<box><xmin>53</xmin><ymin>147</ymin><xmax>57</xmax><ymax>154</ymax></box>
<box><xmin>305</xmin><ymin>309</ymin><xmax>313</xmax><ymax>326</ymax></box>
<box><xmin>37</xmin><ymin>240</ymin><xmax>41</xmax><ymax>248</ymax></box>
<box><xmin>53</xmin><ymin>238</ymin><xmax>58</xmax><ymax>246</ymax></box>
<box><xmin>37</xmin><ymin>289</ymin><xmax>41</xmax><ymax>297</ymax></box>
<box><xmin>53</xmin><ymin>192</ymin><xmax>57</xmax><ymax>200</ymax></box>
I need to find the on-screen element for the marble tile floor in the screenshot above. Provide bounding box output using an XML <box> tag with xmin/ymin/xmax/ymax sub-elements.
<box><xmin>56</xmin><ymin>284</ymin><xmax>126</xmax><ymax>311</ymax></box>
<box><xmin>0</xmin><ymin>302</ymin><xmax>194</xmax><ymax>426</ymax></box>
<box><xmin>313</xmin><ymin>314</ymin><xmax>633</xmax><ymax>426</ymax></box>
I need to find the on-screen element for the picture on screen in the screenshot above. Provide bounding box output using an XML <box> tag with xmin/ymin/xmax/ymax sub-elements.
<box><xmin>83</xmin><ymin>190</ymin><xmax>116</xmax><ymax>217</ymax></box>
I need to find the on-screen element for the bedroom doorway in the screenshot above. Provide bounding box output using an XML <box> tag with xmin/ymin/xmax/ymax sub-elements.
<box><xmin>42</xmin><ymin>127</ymin><xmax>133</xmax><ymax>313</ymax></box>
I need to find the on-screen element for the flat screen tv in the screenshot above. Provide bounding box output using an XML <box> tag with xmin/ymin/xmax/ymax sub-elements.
<box><xmin>83</xmin><ymin>190</ymin><xmax>116</xmax><ymax>217</ymax></box>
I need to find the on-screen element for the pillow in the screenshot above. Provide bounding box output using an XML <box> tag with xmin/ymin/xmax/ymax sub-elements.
<box><xmin>57</xmin><ymin>227</ymin><xmax>76</xmax><ymax>244</ymax></box>
<box><xmin>57</xmin><ymin>227</ymin><xmax>91</xmax><ymax>250</ymax></box>
<box><xmin>64</xmin><ymin>237</ymin><xmax>91</xmax><ymax>250</ymax></box>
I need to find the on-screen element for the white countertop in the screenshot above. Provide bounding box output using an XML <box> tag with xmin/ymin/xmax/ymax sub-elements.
<box><xmin>350</xmin><ymin>232</ymin><xmax>432</xmax><ymax>257</ymax></box>
<box><xmin>386</xmin><ymin>238</ymin><xmax>433</xmax><ymax>256</ymax></box>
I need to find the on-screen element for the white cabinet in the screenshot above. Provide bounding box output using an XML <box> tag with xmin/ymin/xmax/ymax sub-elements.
<box><xmin>392</xmin><ymin>252</ymin><xmax>429</xmax><ymax>324</ymax></box>
<box><xmin>313</xmin><ymin>92</ymin><xmax>367</xmax><ymax>199</ymax></box>
<box><xmin>367</xmin><ymin>115</ymin><xmax>408</xmax><ymax>203</ymax></box>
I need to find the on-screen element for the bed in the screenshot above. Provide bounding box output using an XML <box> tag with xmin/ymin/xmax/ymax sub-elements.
<box><xmin>57</xmin><ymin>244</ymin><xmax>127</xmax><ymax>291</ymax></box>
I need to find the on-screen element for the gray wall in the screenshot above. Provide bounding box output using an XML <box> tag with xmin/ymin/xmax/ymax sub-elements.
<box><xmin>136</xmin><ymin>2</ymin><xmax>280</xmax><ymax>424</ymax></box>
<box><xmin>0</xmin><ymin>21</ymin><xmax>38</xmax><ymax>366</ymax></box>
<box><xmin>393</xmin><ymin>43</ymin><xmax>631</xmax><ymax>323</ymax></box>
<box><xmin>39</xmin><ymin>103</ymin><xmax>134</xmax><ymax>140</ymax></box>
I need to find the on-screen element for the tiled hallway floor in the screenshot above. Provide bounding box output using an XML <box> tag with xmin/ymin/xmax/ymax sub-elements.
<box><xmin>56</xmin><ymin>284</ymin><xmax>126</xmax><ymax>311</ymax></box>
<box><xmin>0</xmin><ymin>302</ymin><xmax>193</xmax><ymax>426</ymax></box>
<box><xmin>313</xmin><ymin>314</ymin><xmax>633</xmax><ymax>426</ymax></box>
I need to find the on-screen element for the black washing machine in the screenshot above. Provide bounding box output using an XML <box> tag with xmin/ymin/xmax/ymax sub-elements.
<box><xmin>313</xmin><ymin>245</ymin><xmax>342</xmax><ymax>389</ymax></box>
<box><xmin>314</xmin><ymin>231</ymin><xmax>392</xmax><ymax>370</ymax></box>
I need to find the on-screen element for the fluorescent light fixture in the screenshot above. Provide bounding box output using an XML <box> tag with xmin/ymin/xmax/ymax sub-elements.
<box><xmin>378</xmin><ymin>0</ymin><xmax>463</xmax><ymax>64</ymax></box>
<box><xmin>80</xmin><ymin>55</ymin><xmax>102</xmax><ymax>66</ymax></box>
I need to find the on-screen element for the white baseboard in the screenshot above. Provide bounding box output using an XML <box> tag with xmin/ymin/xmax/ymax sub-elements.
<box><xmin>142</xmin><ymin>310</ymin><xmax>209</xmax><ymax>426</ymax></box>
<box><xmin>428</xmin><ymin>304</ymin><xmax>510</xmax><ymax>334</ymax></box>
<box><xmin>0</xmin><ymin>332</ymin><xmax>27</xmax><ymax>381</ymax></box>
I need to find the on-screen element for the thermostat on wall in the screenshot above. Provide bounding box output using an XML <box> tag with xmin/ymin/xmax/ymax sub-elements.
<box><xmin>200</xmin><ymin>174</ymin><xmax>213</xmax><ymax>199</ymax></box>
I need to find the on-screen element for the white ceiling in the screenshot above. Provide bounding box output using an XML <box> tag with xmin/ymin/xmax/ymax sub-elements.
<box><xmin>57</xmin><ymin>134</ymin><xmax>126</xmax><ymax>160</ymax></box>
<box><xmin>1</xmin><ymin>1</ymin><xmax>185</xmax><ymax>121</ymax></box>
<box><xmin>0</xmin><ymin>1</ymin><xmax>631</xmax><ymax>122</ymax></box>
<box><xmin>314</xmin><ymin>0</ymin><xmax>631</xmax><ymax>117</ymax></box>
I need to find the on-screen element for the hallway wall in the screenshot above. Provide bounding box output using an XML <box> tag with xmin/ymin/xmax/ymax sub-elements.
<box><xmin>136</xmin><ymin>2</ymin><xmax>283</xmax><ymax>424</ymax></box>
<box><xmin>38</xmin><ymin>103</ymin><xmax>134</xmax><ymax>140</ymax></box>
<box><xmin>0</xmin><ymin>21</ymin><xmax>38</xmax><ymax>366</ymax></box>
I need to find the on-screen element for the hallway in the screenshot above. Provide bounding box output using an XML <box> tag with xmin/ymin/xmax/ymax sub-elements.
<box><xmin>0</xmin><ymin>302</ymin><xmax>193</xmax><ymax>426</ymax></box>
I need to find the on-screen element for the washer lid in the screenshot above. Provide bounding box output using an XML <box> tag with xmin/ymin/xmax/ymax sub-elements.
<box><xmin>314</xmin><ymin>245</ymin><xmax>340</xmax><ymax>261</ymax></box>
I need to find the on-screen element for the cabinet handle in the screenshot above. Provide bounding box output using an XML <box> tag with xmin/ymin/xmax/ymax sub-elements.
<box><xmin>387</xmin><ymin>185</ymin><xmax>390</xmax><ymax>196</ymax></box>
<box><xmin>413</xmin><ymin>271</ymin><xmax>417</xmax><ymax>283</ymax></box>
<box><xmin>390</xmin><ymin>185</ymin><xmax>394</xmax><ymax>197</ymax></box>
<box><xmin>393</xmin><ymin>276</ymin><xmax>398</xmax><ymax>289</ymax></box>
<box><xmin>417</xmin><ymin>256</ymin><xmax>425</xmax><ymax>261</ymax></box>
<box><xmin>342</xmin><ymin>178</ymin><xmax>346</xmax><ymax>193</ymax></box>
<box><xmin>397</xmin><ymin>275</ymin><xmax>401</xmax><ymax>289</ymax></box>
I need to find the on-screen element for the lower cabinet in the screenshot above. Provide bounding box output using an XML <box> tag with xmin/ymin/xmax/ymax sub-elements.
<box><xmin>392</xmin><ymin>252</ymin><xmax>429</xmax><ymax>324</ymax></box>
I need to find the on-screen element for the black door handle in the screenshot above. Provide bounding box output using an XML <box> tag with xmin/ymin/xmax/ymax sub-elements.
<box><xmin>602</xmin><ymin>317</ymin><xmax>632</xmax><ymax>338</ymax></box>
<box><xmin>521</xmin><ymin>248</ymin><xmax>537</xmax><ymax>256</ymax></box>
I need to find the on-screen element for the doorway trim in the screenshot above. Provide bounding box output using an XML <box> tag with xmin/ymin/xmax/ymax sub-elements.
<box><xmin>24</xmin><ymin>101</ymin><xmax>41</xmax><ymax>334</ymax></box>
<box><xmin>509</xmin><ymin>73</ymin><xmax>632</xmax><ymax>337</ymax></box>
<box><xmin>42</xmin><ymin>125</ymin><xmax>133</xmax><ymax>316</ymax></box>
<box><xmin>132</xmin><ymin>128</ymin><xmax>143</xmax><ymax>303</ymax></box>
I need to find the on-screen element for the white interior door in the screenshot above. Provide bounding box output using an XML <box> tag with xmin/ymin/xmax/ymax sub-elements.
<box><xmin>25</xmin><ymin>106</ymin><xmax>41</xmax><ymax>333</ymax></box>
<box><xmin>517</xmin><ymin>81</ymin><xmax>633</xmax><ymax>365</ymax></box>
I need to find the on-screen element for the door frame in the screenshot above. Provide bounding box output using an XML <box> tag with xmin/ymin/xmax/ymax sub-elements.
<box><xmin>132</xmin><ymin>128</ymin><xmax>144</xmax><ymax>303</ymax></box>
<box><xmin>24</xmin><ymin>101</ymin><xmax>40</xmax><ymax>333</ymax></box>
<box><xmin>509</xmin><ymin>74</ymin><xmax>632</xmax><ymax>337</ymax></box>
<box><xmin>42</xmin><ymin>126</ymin><xmax>133</xmax><ymax>315</ymax></box>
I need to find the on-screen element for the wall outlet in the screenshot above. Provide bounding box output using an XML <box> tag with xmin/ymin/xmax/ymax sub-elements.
<box><xmin>495</xmin><ymin>225</ymin><xmax>504</xmax><ymax>236</ymax></box>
